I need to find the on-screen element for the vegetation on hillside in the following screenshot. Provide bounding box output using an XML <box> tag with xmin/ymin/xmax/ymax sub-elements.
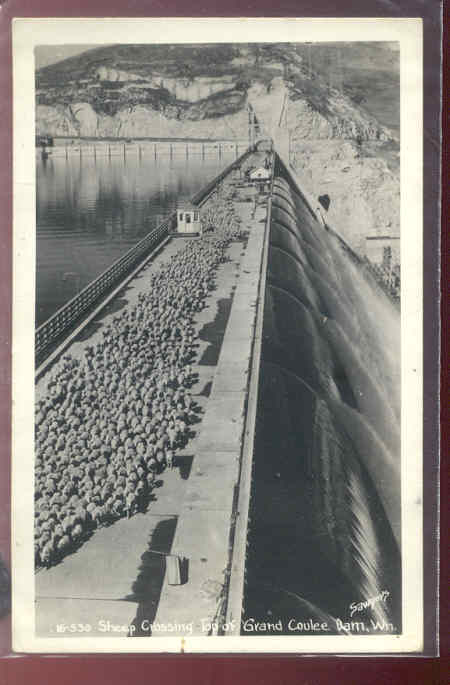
<box><xmin>36</xmin><ymin>42</ymin><xmax>398</xmax><ymax>130</ymax></box>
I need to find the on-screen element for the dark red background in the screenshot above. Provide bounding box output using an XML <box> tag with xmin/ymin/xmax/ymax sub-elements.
<box><xmin>0</xmin><ymin>0</ymin><xmax>444</xmax><ymax>682</ymax></box>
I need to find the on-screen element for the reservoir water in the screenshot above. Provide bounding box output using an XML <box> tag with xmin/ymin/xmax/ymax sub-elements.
<box><xmin>36</xmin><ymin>148</ymin><xmax>237</xmax><ymax>327</ymax></box>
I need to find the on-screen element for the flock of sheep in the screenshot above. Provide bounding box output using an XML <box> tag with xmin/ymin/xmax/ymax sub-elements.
<box><xmin>35</xmin><ymin>197</ymin><xmax>243</xmax><ymax>569</ymax></box>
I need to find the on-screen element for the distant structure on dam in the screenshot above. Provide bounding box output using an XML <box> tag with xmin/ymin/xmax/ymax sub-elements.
<box><xmin>33</xmin><ymin>141</ymin><xmax>401</xmax><ymax>641</ymax></box>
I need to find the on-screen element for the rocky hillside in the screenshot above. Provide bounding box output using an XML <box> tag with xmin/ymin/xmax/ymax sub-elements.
<box><xmin>244</xmin><ymin>75</ymin><xmax>400</xmax><ymax>252</ymax></box>
<box><xmin>290</xmin><ymin>137</ymin><xmax>399</xmax><ymax>254</ymax></box>
<box><xmin>35</xmin><ymin>43</ymin><xmax>397</xmax><ymax>141</ymax></box>
<box><xmin>36</xmin><ymin>42</ymin><xmax>400</xmax><ymax>254</ymax></box>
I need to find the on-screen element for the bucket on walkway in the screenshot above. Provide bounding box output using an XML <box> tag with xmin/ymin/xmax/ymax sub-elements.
<box><xmin>166</xmin><ymin>555</ymin><xmax>189</xmax><ymax>585</ymax></box>
<box><xmin>167</xmin><ymin>554</ymin><xmax>182</xmax><ymax>585</ymax></box>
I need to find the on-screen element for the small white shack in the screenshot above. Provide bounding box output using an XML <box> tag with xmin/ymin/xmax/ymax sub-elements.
<box><xmin>249</xmin><ymin>166</ymin><xmax>271</xmax><ymax>182</ymax></box>
<box><xmin>249</xmin><ymin>166</ymin><xmax>271</xmax><ymax>193</ymax></box>
<box><xmin>176</xmin><ymin>202</ymin><xmax>202</xmax><ymax>235</ymax></box>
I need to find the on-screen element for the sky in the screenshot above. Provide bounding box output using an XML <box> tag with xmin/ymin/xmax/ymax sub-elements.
<box><xmin>35</xmin><ymin>46</ymin><xmax>101</xmax><ymax>69</ymax></box>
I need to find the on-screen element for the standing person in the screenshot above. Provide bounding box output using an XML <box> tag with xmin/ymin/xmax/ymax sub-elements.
<box><xmin>317</xmin><ymin>195</ymin><xmax>330</xmax><ymax>229</ymax></box>
<box><xmin>252</xmin><ymin>195</ymin><xmax>257</xmax><ymax>219</ymax></box>
<box><xmin>156</xmin><ymin>450</ymin><xmax>166</xmax><ymax>472</ymax></box>
<box><xmin>316</xmin><ymin>205</ymin><xmax>326</xmax><ymax>228</ymax></box>
<box><xmin>166</xmin><ymin>449</ymin><xmax>174</xmax><ymax>470</ymax></box>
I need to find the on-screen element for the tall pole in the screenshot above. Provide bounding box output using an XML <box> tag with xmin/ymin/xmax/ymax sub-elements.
<box><xmin>248</xmin><ymin>107</ymin><xmax>256</xmax><ymax>148</ymax></box>
<box><xmin>329</xmin><ymin>51</ymin><xmax>333</xmax><ymax>91</ymax></box>
<box><xmin>337</xmin><ymin>46</ymin><xmax>343</xmax><ymax>94</ymax></box>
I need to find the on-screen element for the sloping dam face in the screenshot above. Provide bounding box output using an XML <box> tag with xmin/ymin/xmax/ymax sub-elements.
<box><xmin>243</xmin><ymin>167</ymin><xmax>401</xmax><ymax>634</ymax></box>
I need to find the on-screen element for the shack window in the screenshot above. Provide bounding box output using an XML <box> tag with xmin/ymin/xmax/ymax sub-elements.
<box><xmin>194</xmin><ymin>212</ymin><xmax>199</xmax><ymax>221</ymax></box>
<box><xmin>186</xmin><ymin>213</ymin><xmax>191</xmax><ymax>224</ymax></box>
<box><xmin>179</xmin><ymin>213</ymin><xmax>183</xmax><ymax>221</ymax></box>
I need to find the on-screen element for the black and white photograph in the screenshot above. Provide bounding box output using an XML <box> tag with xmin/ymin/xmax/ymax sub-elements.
<box><xmin>11</xmin><ymin>18</ymin><xmax>423</xmax><ymax>653</ymax></box>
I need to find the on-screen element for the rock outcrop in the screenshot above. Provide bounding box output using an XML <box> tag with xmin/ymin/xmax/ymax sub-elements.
<box><xmin>35</xmin><ymin>42</ymin><xmax>400</xmax><ymax>257</ymax></box>
<box><xmin>247</xmin><ymin>79</ymin><xmax>399</xmax><ymax>253</ymax></box>
<box><xmin>36</xmin><ymin>43</ymin><xmax>397</xmax><ymax>142</ymax></box>
<box><xmin>36</xmin><ymin>102</ymin><xmax>250</xmax><ymax>139</ymax></box>
<box><xmin>290</xmin><ymin>139</ymin><xmax>399</xmax><ymax>253</ymax></box>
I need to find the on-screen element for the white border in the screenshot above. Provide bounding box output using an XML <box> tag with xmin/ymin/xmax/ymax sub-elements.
<box><xmin>12</xmin><ymin>17</ymin><xmax>423</xmax><ymax>653</ymax></box>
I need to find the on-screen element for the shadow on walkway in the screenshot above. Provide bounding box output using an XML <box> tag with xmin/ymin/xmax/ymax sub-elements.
<box><xmin>129</xmin><ymin>517</ymin><xmax>177</xmax><ymax>636</ymax></box>
<box><xmin>178</xmin><ymin>454</ymin><xmax>194</xmax><ymax>481</ymax></box>
<box><xmin>73</xmin><ymin>296</ymin><xmax>130</xmax><ymax>343</ymax></box>
<box><xmin>198</xmin><ymin>295</ymin><xmax>234</xmax><ymax>366</ymax></box>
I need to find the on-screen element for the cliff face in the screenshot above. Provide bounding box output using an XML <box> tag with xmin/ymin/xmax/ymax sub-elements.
<box><xmin>36</xmin><ymin>42</ymin><xmax>400</xmax><ymax>255</ymax></box>
<box><xmin>246</xmin><ymin>78</ymin><xmax>399</xmax><ymax>251</ymax></box>
<box><xmin>290</xmin><ymin>139</ymin><xmax>399</xmax><ymax>253</ymax></box>
<box><xmin>35</xmin><ymin>81</ymin><xmax>393</xmax><ymax>143</ymax></box>
<box><xmin>36</xmin><ymin>43</ymin><xmax>397</xmax><ymax>142</ymax></box>
<box><xmin>36</xmin><ymin>102</ymin><xmax>250</xmax><ymax>139</ymax></box>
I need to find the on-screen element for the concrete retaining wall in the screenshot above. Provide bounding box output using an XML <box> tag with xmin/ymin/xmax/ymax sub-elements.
<box><xmin>153</xmin><ymin>206</ymin><xmax>268</xmax><ymax>637</ymax></box>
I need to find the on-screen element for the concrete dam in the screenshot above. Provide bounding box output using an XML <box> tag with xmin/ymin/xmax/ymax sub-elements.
<box><xmin>34</xmin><ymin>147</ymin><xmax>401</xmax><ymax>640</ymax></box>
<box><xmin>240</xmin><ymin>157</ymin><xmax>401</xmax><ymax>634</ymax></box>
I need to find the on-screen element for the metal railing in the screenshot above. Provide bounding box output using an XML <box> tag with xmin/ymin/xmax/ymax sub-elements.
<box><xmin>36</xmin><ymin>145</ymin><xmax>253</xmax><ymax>365</ymax></box>
<box><xmin>363</xmin><ymin>257</ymin><xmax>401</xmax><ymax>304</ymax></box>
<box><xmin>191</xmin><ymin>148</ymin><xmax>253</xmax><ymax>207</ymax></box>
<box><xmin>35</xmin><ymin>214</ymin><xmax>174</xmax><ymax>364</ymax></box>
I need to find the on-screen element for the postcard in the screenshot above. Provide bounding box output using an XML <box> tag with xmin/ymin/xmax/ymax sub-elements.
<box><xmin>11</xmin><ymin>17</ymin><xmax>424</xmax><ymax>653</ymax></box>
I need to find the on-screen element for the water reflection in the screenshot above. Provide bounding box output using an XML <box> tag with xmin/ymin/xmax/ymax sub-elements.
<box><xmin>36</xmin><ymin>150</ymin><xmax>235</xmax><ymax>326</ymax></box>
